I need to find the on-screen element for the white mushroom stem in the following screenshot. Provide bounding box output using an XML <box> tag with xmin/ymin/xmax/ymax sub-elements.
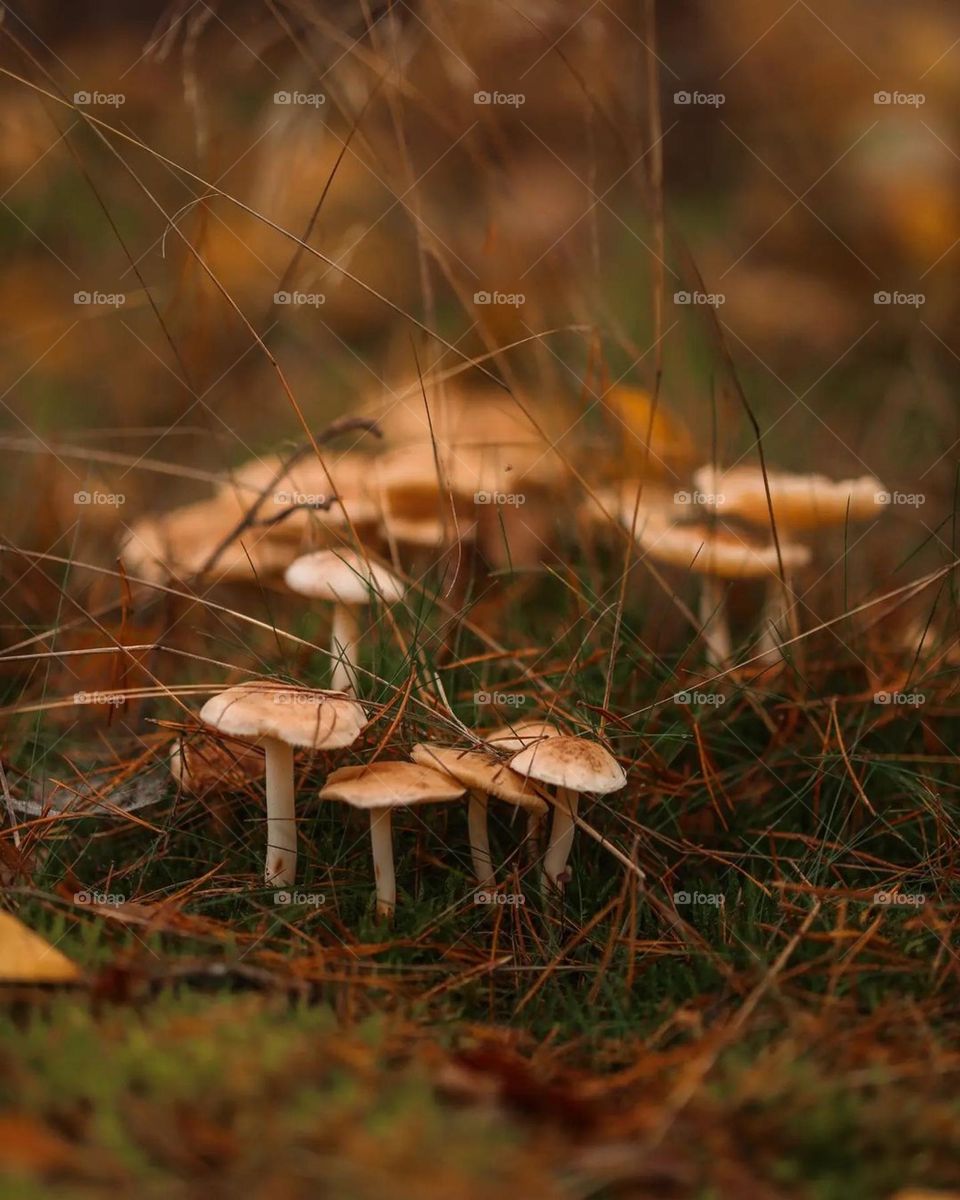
<box><xmin>467</xmin><ymin>790</ymin><xmax>495</xmax><ymax>889</ymax></box>
<box><xmin>699</xmin><ymin>576</ymin><xmax>731</xmax><ymax>666</ymax></box>
<box><xmin>369</xmin><ymin>807</ymin><xmax>396</xmax><ymax>919</ymax></box>
<box><xmin>263</xmin><ymin>737</ymin><xmax>297</xmax><ymax>887</ymax></box>
<box><xmin>543</xmin><ymin>787</ymin><xmax>579</xmax><ymax>891</ymax></box>
<box><xmin>757</xmin><ymin>577</ymin><xmax>788</xmax><ymax>661</ymax></box>
<box><xmin>525</xmin><ymin>809</ymin><xmax>543</xmax><ymax>865</ymax></box>
<box><xmin>330</xmin><ymin>602</ymin><xmax>362</xmax><ymax>694</ymax></box>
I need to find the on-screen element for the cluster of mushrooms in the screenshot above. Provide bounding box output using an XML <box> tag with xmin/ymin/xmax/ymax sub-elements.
<box><xmin>122</xmin><ymin>381</ymin><xmax>890</xmax><ymax>915</ymax></box>
<box><xmin>192</xmin><ymin>682</ymin><xmax>625</xmax><ymax>917</ymax></box>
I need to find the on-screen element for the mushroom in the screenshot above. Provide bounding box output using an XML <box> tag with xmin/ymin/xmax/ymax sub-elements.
<box><xmin>319</xmin><ymin>761</ymin><xmax>466</xmax><ymax>918</ymax></box>
<box><xmin>199</xmin><ymin>682</ymin><xmax>366</xmax><ymax>887</ymax></box>
<box><xmin>484</xmin><ymin>720</ymin><xmax>561</xmax><ymax>859</ymax></box>
<box><xmin>0</xmin><ymin>912</ymin><xmax>80</xmax><ymax>984</ymax></box>
<box><xmin>509</xmin><ymin>736</ymin><xmax>627</xmax><ymax>893</ymax></box>
<box><xmin>692</xmin><ymin>465</ymin><xmax>887</xmax><ymax>657</ymax></box>
<box><xmin>636</xmin><ymin>517</ymin><xmax>811</xmax><ymax>667</ymax></box>
<box><xmin>284</xmin><ymin>548</ymin><xmax>405</xmax><ymax>695</ymax></box>
<box><xmin>410</xmin><ymin>744</ymin><xmax>548</xmax><ymax>888</ymax></box>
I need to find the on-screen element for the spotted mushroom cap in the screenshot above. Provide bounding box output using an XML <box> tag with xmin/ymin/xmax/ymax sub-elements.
<box><xmin>510</xmin><ymin>736</ymin><xmax>626</xmax><ymax>794</ymax></box>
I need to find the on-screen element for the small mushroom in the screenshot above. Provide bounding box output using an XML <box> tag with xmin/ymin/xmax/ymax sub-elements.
<box><xmin>319</xmin><ymin>761</ymin><xmax>465</xmax><ymax>919</ymax></box>
<box><xmin>284</xmin><ymin>548</ymin><xmax>405</xmax><ymax>695</ymax></box>
<box><xmin>509</xmin><ymin>736</ymin><xmax>627</xmax><ymax>893</ymax></box>
<box><xmin>410</xmin><ymin>744</ymin><xmax>547</xmax><ymax>888</ymax></box>
<box><xmin>636</xmin><ymin>517</ymin><xmax>811</xmax><ymax>667</ymax></box>
<box><xmin>199</xmin><ymin>682</ymin><xmax>366</xmax><ymax>887</ymax></box>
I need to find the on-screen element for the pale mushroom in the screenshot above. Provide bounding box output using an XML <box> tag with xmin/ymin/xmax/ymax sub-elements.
<box><xmin>636</xmin><ymin>517</ymin><xmax>811</xmax><ymax>667</ymax></box>
<box><xmin>691</xmin><ymin>466</ymin><xmax>883</xmax><ymax>658</ymax></box>
<box><xmin>410</xmin><ymin>744</ymin><xmax>547</xmax><ymax>888</ymax></box>
<box><xmin>484</xmin><ymin>720</ymin><xmax>561</xmax><ymax>859</ymax></box>
<box><xmin>319</xmin><ymin>761</ymin><xmax>466</xmax><ymax>919</ymax></box>
<box><xmin>510</xmin><ymin>736</ymin><xmax>627</xmax><ymax>893</ymax></box>
<box><xmin>284</xmin><ymin>548</ymin><xmax>405</xmax><ymax>695</ymax></box>
<box><xmin>199</xmin><ymin>682</ymin><xmax>366</xmax><ymax>887</ymax></box>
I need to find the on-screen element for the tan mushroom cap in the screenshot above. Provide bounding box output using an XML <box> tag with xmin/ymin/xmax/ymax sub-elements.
<box><xmin>320</xmin><ymin>761</ymin><xmax>466</xmax><ymax>810</ymax></box>
<box><xmin>0</xmin><ymin>912</ymin><xmax>80</xmax><ymax>984</ymax></box>
<box><xmin>200</xmin><ymin>682</ymin><xmax>366</xmax><ymax>750</ymax></box>
<box><xmin>380</xmin><ymin>511</ymin><xmax>478</xmax><ymax>548</ymax></box>
<box><xmin>638</xmin><ymin>518</ymin><xmax>811</xmax><ymax>579</ymax></box>
<box><xmin>693</xmin><ymin>465</ymin><xmax>887</xmax><ymax>530</ymax></box>
<box><xmin>510</xmin><ymin>736</ymin><xmax>627</xmax><ymax>794</ymax></box>
<box><xmin>222</xmin><ymin>452</ymin><xmax>381</xmax><ymax>530</ymax></box>
<box><xmin>120</xmin><ymin>493</ymin><xmax>292</xmax><ymax>584</ymax></box>
<box><xmin>284</xmin><ymin>548</ymin><xmax>405</xmax><ymax>606</ymax></box>
<box><xmin>410</xmin><ymin>744</ymin><xmax>548</xmax><ymax>813</ymax></box>
<box><xmin>580</xmin><ymin>481</ymin><xmax>690</xmax><ymax>528</ymax></box>
<box><xmin>484</xmin><ymin>721</ymin><xmax>562</xmax><ymax>753</ymax></box>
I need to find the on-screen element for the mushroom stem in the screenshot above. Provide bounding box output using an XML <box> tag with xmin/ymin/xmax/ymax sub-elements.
<box><xmin>330</xmin><ymin>602</ymin><xmax>362</xmax><ymax>694</ymax></box>
<box><xmin>543</xmin><ymin>787</ymin><xmax>579</xmax><ymax>892</ymax></box>
<box><xmin>263</xmin><ymin>737</ymin><xmax>297</xmax><ymax>887</ymax></box>
<box><xmin>525</xmin><ymin>809</ymin><xmax>543</xmax><ymax>866</ymax></box>
<box><xmin>467</xmin><ymin>790</ymin><xmax>495</xmax><ymax>889</ymax></box>
<box><xmin>369</xmin><ymin>807</ymin><xmax>396</xmax><ymax>919</ymax></box>
<box><xmin>757</xmin><ymin>577</ymin><xmax>788</xmax><ymax>662</ymax></box>
<box><xmin>699</xmin><ymin>576</ymin><xmax>731</xmax><ymax>666</ymax></box>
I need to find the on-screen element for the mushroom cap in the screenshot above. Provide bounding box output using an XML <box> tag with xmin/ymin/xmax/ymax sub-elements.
<box><xmin>509</xmin><ymin>736</ymin><xmax>627</xmax><ymax>794</ymax></box>
<box><xmin>200</xmin><ymin>682</ymin><xmax>366</xmax><ymax>750</ymax></box>
<box><xmin>410</xmin><ymin>743</ymin><xmax>548</xmax><ymax>813</ymax></box>
<box><xmin>120</xmin><ymin>494</ymin><xmax>292</xmax><ymax>584</ymax></box>
<box><xmin>483</xmin><ymin>720</ymin><xmax>562</xmax><ymax>753</ymax></box>
<box><xmin>319</xmin><ymin>761</ymin><xmax>466</xmax><ymax>809</ymax></box>
<box><xmin>222</xmin><ymin>452</ymin><xmax>381</xmax><ymax>531</ymax></box>
<box><xmin>380</xmin><ymin>511</ymin><xmax>478</xmax><ymax>548</ymax></box>
<box><xmin>637</xmin><ymin>518</ymin><xmax>811</xmax><ymax>579</ymax></box>
<box><xmin>284</xmin><ymin>548</ymin><xmax>405</xmax><ymax>605</ymax></box>
<box><xmin>692</xmin><ymin>465</ymin><xmax>887</xmax><ymax>530</ymax></box>
<box><xmin>580</xmin><ymin>481</ymin><xmax>690</xmax><ymax>529</ymax></box>
<box><xmin>0</xmin><ymin>912</ymin><xmax>80</xmax><ymax>984</ymax></box>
